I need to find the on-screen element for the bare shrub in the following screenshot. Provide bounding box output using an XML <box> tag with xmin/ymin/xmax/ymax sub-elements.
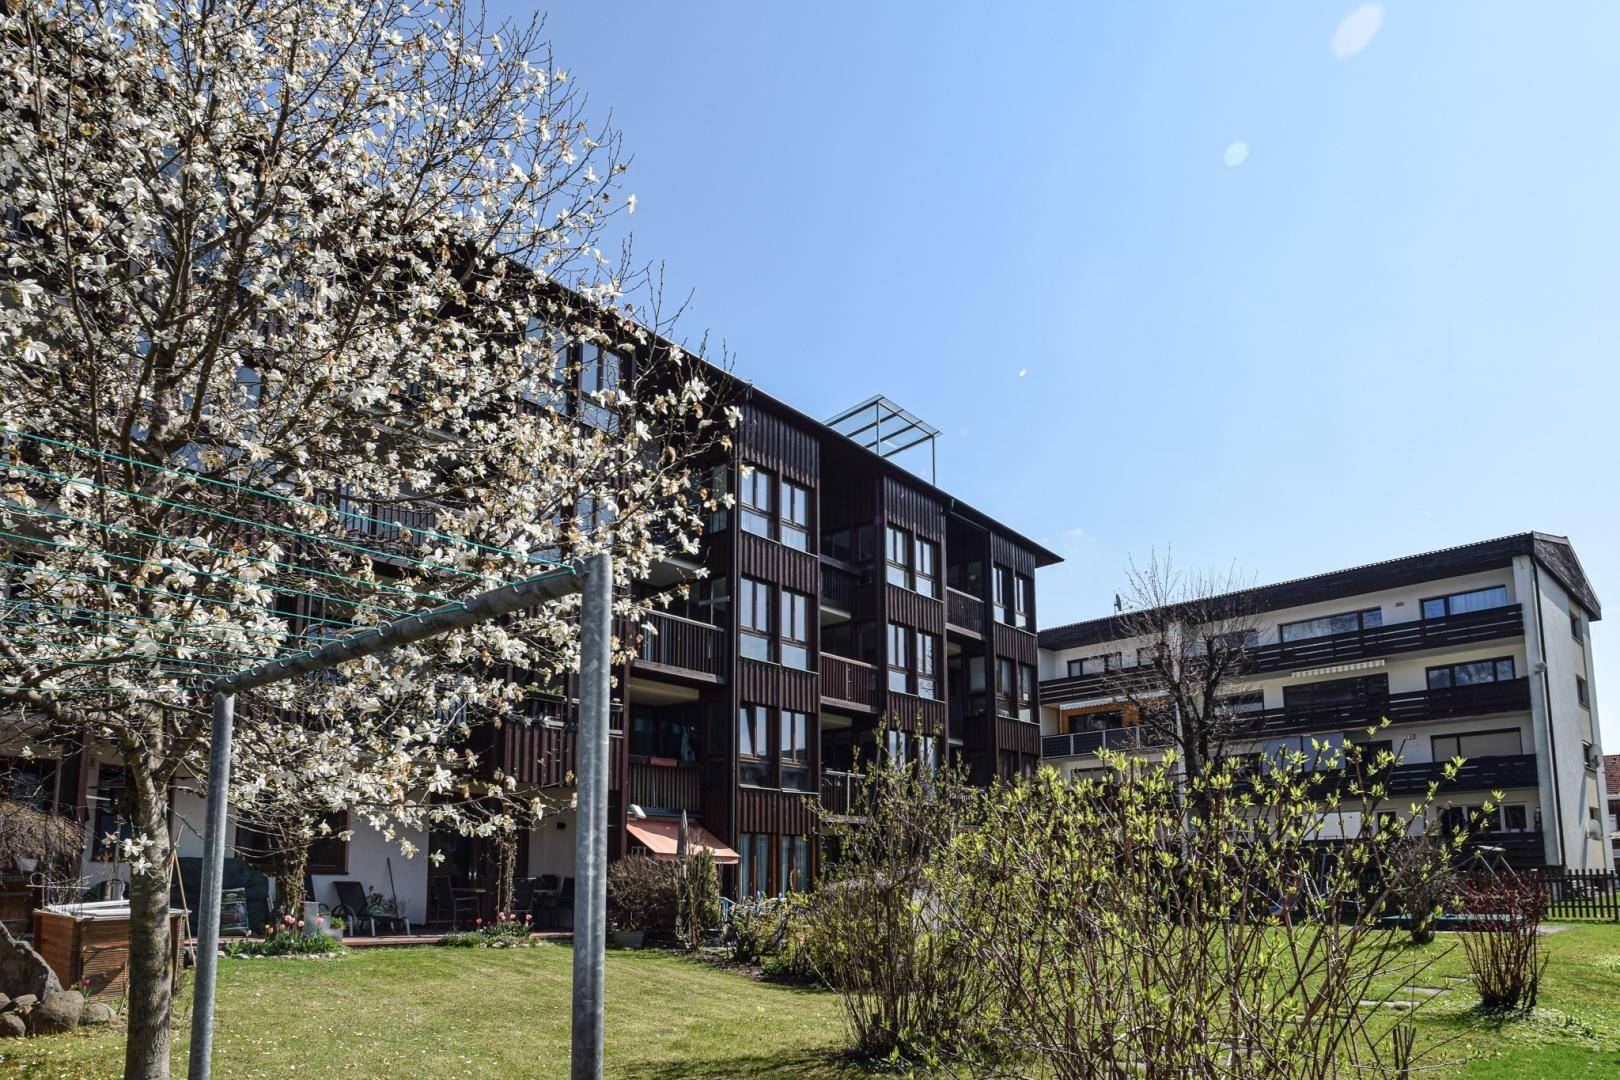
<box><xmin>606</xmin><ymin>856</ymin><xmax>678</xmax><ymax>937</ymax></box>
<box><xmin>1456</xmin><ymin>872</ymin><xmax>1548</xmax><ymax>1011</ymax></box>
<box><xmin>802</xmin><ymin>739</ymin><xmax>1000</xmax><ymax>1068</ymax></box>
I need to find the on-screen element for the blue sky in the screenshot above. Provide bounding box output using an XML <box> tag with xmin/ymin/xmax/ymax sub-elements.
<box><xmin>521</xmin><ymin>2</ymin><xmax>1620</xmax><ymax>744</ymax></box>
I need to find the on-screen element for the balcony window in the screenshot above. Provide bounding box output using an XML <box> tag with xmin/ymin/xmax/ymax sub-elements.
<box><xmin>706</xmin><ymin>465</ymin><xmax>730</xmax><ymax>533</ymax></box>
<box><xmin>1068</xmin><ymin>652</ymin><xmax>1121</xmax><ymax>678</ymax></box>
<box><xmin>578</xmin><ymin>343</ymin><xmax>622</xmax><ymax>433</ymax></box>
<box><xmin>886</xmin><ymin>526</ymin><xmax>911</xmax><ymax>588</ymax></box>
<box><xmin>996</xmin><ymin>657</ymin><xmax>1016</xmax><ymax>718</ymax></box>
<box><xmin>739</xmin><ymin>577</ymin><xmax>773</xmax><ymax>662</ymax></box>
<box><xmin>1577</xmin><ymin>675</ymin><xmax>1591</xmax><ymax>708</ymax></box>
<box><xmin>947</xmin><ymin>558</ymin><xmax>983</xmax><ymax>594</ymax></box>
<box><xmin>1282</xmin><ymin>673</ymin><xmax>1388</xmax><ymax>712</ymax></box>
<box><xmin>737</xmin><ymin>832</ymin><xmax>770</xmax><ymax>898</ymax></box>
<box><xmin>887</xmin><ymin>622</ymin><xmax>910</xmax><ymax>693</ymax></box>
<box><xmin>1571</xmin><ymin>611</ymin><xmax>1584</xmax><ymax>641</ymax></box>
<box><xmin>779</xmin><ymin>835</ymin><xmax>810</xmax><ymax>893</ymax></box>
<box><xmin>1015</xmin><ymin>574</ymin><xmax>1034</xmax><ymax>631</ymax></box>
<box><xmin>992</xmin><ymin>565</ymin><xmax>1015</xmax><ymax>624</ymax></box>
<box><xmin>1431</xmin><ymin>728</ymin><xmax>1522</xmax><ymax>760</ymax></box>
<box><xmin>781</xmin><ymin>480</ymin><xmax>811</xmax><ymax>551</ymax></box>
<box><xmin>1421</xmin><ymin>585</ymin><xmax>1508</xmax><ymax>620</ymax></box>
<box><xmin>885</xmin><ymin>728</ymin><xmax>910</xmax><ymax>765</ymax></box>
<box><xmin>781</xmin><ymin>711</ymin><xmax>810</xmax><ymax>791</ymax></box>
<box><xmin>915</xmin><ymin>631</ymin><xmax>938</xmax><ymax>699</ymax></box>
<box><xmin>781</xmin><ymin>590</ymin><xmax>811</xmax><ymax>670</ymax></box>
<box><xmin>1279</xmin><ymin>607</ymin><xmax>1381</xmax><ymax>643</ymax></box>
<box><xmin>740</xmin><ymin>466</ymin><xmax>775</xmax><ymax>539</ymax></box>
<box><xmin>1426</xmin><ymin>657</ymin><xmax>1515</xmax><ymax>689</ymax></box>
<box><xmin>1502</xmin><ymin>803</ymin><xmax>1530</xmax><ymax>832</ymax></box>
<box><xmin>917</xmin><ymin>734</ymin><xmax>940</xmax><ymax>776</ymax></box>
<box><xmin>1018</xmin><ymin>664</ymin><xmax>1036</xmax><ymax>723</ymax></box>
<box><xmin>914</xmin><ymin>538</ymin><xmax>938</xmax><ymax>598</ymax></box>
<box><xmin>1216</xmin><ymin>691</ymin><xmax>1266</xmax><ymax>718</ymax></box>
<box><xmin>739</xmin><ymin>705</ymin><xmax>772</xmax><ymax>786</ymax></box>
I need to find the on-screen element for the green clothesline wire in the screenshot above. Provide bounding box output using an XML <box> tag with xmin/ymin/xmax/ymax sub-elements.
<box><xmin>0</xmin><ymin>459</ymin><xmax>507</xmax><ymax>586</ymax></box>
<box><xmin>3</xmin><ymin>428</ymin><xmax>568</xmax><ymax>569</ymax></box>
<box><xmin>0</xmin><ymin>526</ymin><xmax>418</xmax><ymax>619</ymax></box>
<box><xmin>0</xmin><ymin>500</ymin><xmax>457</xmax><ymax>606</ymax></box>
<box><xmin>3</xmin><ymin>599</ymin><xmax>296</xmax><ymax>647</ymax></box>
<box><xmin>4</xmin><ymin>654</ymin><xmax>252</xmax><ymax>675</ymax></box>
<box><xmin>0</xmin><ymin>560</ymin><xmax>369</xmax><ymax>633</ymax></box>
<box><xmin>0</xmin><ymin>617</ymin><xmax>282</xmax><ymax>664</ymax></box>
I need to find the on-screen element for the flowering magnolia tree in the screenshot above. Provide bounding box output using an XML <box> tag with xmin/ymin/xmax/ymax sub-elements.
<box><xmin>0</xmin><ymin>1</ymin><xmax>732</xmax><ymax>1076</ymax></box>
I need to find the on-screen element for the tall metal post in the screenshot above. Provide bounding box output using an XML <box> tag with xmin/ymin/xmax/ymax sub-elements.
<box><xmin>571</xmin><ymin>552</ymin><xmax>612</xmax><ymax>1080</ymax></box>
<box><xmin>187</xmin><ymin>691</ymin><xmax>235</xmax><ymax>1080</ymax></box>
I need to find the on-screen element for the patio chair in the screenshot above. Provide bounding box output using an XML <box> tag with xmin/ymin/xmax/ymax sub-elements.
<box><xmin>513</xmin><ymin>877</ymin><xmax>537</xmax><ymax>922</ymax></box>
<box><xmin>331</xmin><ymin>880</ymin><xmax>411</xmax><ymax>937</ymax></box>
<box><xmin>432</xmin><ymin>875</ymin><xmax>480</xmax><ymax>929</ymax></box>
<box><xmin>540</xmin><ymin>876</ymin><xmax>574</xmax><ymax>931</ymax></box>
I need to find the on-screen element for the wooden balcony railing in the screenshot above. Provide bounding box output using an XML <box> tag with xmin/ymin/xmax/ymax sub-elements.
<box><xmin>628</xmin><ymin>761</ymin><xmax>702</xmax><ymax>813</ymax></box>
<box><xmin>1039</xmin><ymin>606</ymin><xmax>1526</xmax><ymax>705</ymax></box>
<box><xmin>819</xmin><ymin>561</ymin><xmax>862</xmax><ymax>611</ymax></box>
<box><xmin>820</xmin><ymin>653</ymin><xmax>877</xmax><ymax>709</ymax></box>
<box><xmin>820</xmin><ymin>769</ymin><xmax>867</xmax><ymax>818</ymax></box>
<box><xmin>625</xmin><ymin>610</ymin><xmax>724</xmax><ymax>679</ymax></box>
<box><xmin>946</xmin><ymin>588</ymin><xmax>984</xmax><ymax>630</ymax></box>
<box><xmin>1250</xmin><ymin>678</ymin><xmax>1530</xmax><ymax>738</ymax></box>
<box><xmin>1247</xmin><ymin>605</ymin><xmax>1524</xmax><ymax>674</ymax></box>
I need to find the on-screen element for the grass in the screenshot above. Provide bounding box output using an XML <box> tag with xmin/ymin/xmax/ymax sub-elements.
<box><xmin>2</xmin><ymin>926</ymin><xmax>1620</xmax><ymax>1077</ymax></box>
<box><xmin>0</xmin><ymin>942</ymin><xmax>858</xmax><ymax>1079</ymax></box>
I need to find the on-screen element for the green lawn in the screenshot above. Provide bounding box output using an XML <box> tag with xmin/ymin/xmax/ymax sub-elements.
<box><xmin>3</xmin><ymin>927</ymin><xmax>1620</xmax><ymax>1077</ymax></box>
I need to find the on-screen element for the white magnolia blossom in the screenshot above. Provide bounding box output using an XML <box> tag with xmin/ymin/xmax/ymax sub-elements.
<box><xmin>0</xmin><ymin>1</ymin><xmax>732</xmax><ymax>1072</ymax></box>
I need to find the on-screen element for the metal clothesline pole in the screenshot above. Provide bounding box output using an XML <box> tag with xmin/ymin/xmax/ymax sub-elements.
<box><xmin>186</xmin><ymin>558</ymin><xmax>611</xmax><ymax>1080</ymax></box>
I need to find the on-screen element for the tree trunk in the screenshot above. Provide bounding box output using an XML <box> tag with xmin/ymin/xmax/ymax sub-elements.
<box><xmin>123</xmin><ymin>761</ymin><xmax>174</xmax><ymax>1080</ymax></box>
<box><xmin>274</xmin><ymin>844</ymin><xmax>308</xmax><ymax>917</ymax></box>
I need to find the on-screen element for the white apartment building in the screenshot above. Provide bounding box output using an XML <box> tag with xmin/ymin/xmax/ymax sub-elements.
<box><xmin>1038</xmin><ymin>533</ymin><xmax>1608</xmax><ymax>871</ymax></box>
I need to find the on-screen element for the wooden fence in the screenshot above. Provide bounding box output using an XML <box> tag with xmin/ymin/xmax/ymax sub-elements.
<box><xmin>1537</xmin><ymin>869</ymin><xmax>1620</xmax><ymax>922</ymax></box>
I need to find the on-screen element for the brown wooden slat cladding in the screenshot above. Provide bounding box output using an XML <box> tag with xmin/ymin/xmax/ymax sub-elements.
<box><xmin>990</xmin><ymin>531</ymin><xmax>1037</xmax><ymax>577</ymax></box>
<box><xmin>497</xmin><ymin>723</ymin><xmax>626</xmax><ymax>789</ymax></box>
<box><xmin>737</xmin><ymin>786</ymin><xmax>818</xmax><ymax>836</ymax></box>
<box><xmin>739</xmin><ymin>532</ymin><xmax>819</xmax><ymax>595</ymax></box>
<box><xmin>881</xmin><ymin>476</ymin><xmax>945</xmax><ymax>540</ymax></box>
<box><xmin>993</xmin><ymin>622</ymin><xmax>1038</xmax><ymax>665</ymax></box>
<box><xmin>623</xmin><ymin>610</ymin><xmax>725</xmax><ymax>680</ymax></box>
<box><xmin>628</xmin><ymin>761</ymin><xmax>702</xmax><ymax>813</ymax></box>
<box><xmin>997</xmin><ymin>717</ymin><xmax>1042</xmax><ymax>757</ymax></box>
<box><xmin>821</xmin><ymin>653</ymin><xmax>878</xmax><ymax>711</ymax></box>
<box><xmin>887</xmin><ymin>691</ymin><xmax>946</xmax><ymax>736</ymax></box>
<box><xmin>739</xmin><ymin>405</ymin><xmax>819</xmax><ymax>484</ymax></box>
<box><xmin>947</xmin><ymin>587</ymin><xmax>985</xmax><ymax>630</ymax></box>
<box><xmin>736</xmin><ymin>658</ymin><xmax>819</xmax><ymax>713</ymax></box>
<box><xmin>885</xmin><ymin>584</ymin><xmax>946</xmax><ymax>635</ymax></box>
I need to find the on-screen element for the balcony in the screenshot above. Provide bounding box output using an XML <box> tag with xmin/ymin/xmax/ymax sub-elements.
<box><xmin>1041</xmin><ymin>725</ymin><xmax>1164</xmax><ymax>759</ymax></box>
<box><xmin>627</xmin><ymin>611</ymin><xmax>724</xmax><ymax>682</ymax></box>
<box><xmin>821</xmin><ymin>653</ymin><xmax>878</xmax><ymax>711</ymax></box>
<box><xmin>1248</xmin><ymin>605</ymin><xmax>1524</xmax><ymax>674</ymax></box>
<box><xmin>1382</xmin><ymin>752</ymin><xmax>1539</xmax><ymax>795</ymax></box>
<box><xmin>820</xmin><ymin>769</ymin><xmax>867</xmax><ymax>819</ymax></box>
<box><xmin>1250</xmin><ymin>678</ymin><xmax>1530</xmax><ymax>738</ymax></box>
<box><xmin>946</xmin><ymin>588</ymin><xmax>985</xmax><ymax>632</ymax></box>
<box><xmin>1039</xmin><ymin>605</ymin><xmax>1526</xmax><ymax>705</ymax></box>
<box><xmin>820</xmin><ymin>561</ymin><xmax>862</xmax><ymax>612</ymax></box>
<box><xmin>628</xmin><ymin>761</ymin><xmax>702</xmax><ymax>814</ymax></box>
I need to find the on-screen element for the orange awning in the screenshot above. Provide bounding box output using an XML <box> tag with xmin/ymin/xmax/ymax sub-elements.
<box><xmin>626</xmin><ymin>819</ymin><xmax>739</xmax><ymax>865</ymax></box>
